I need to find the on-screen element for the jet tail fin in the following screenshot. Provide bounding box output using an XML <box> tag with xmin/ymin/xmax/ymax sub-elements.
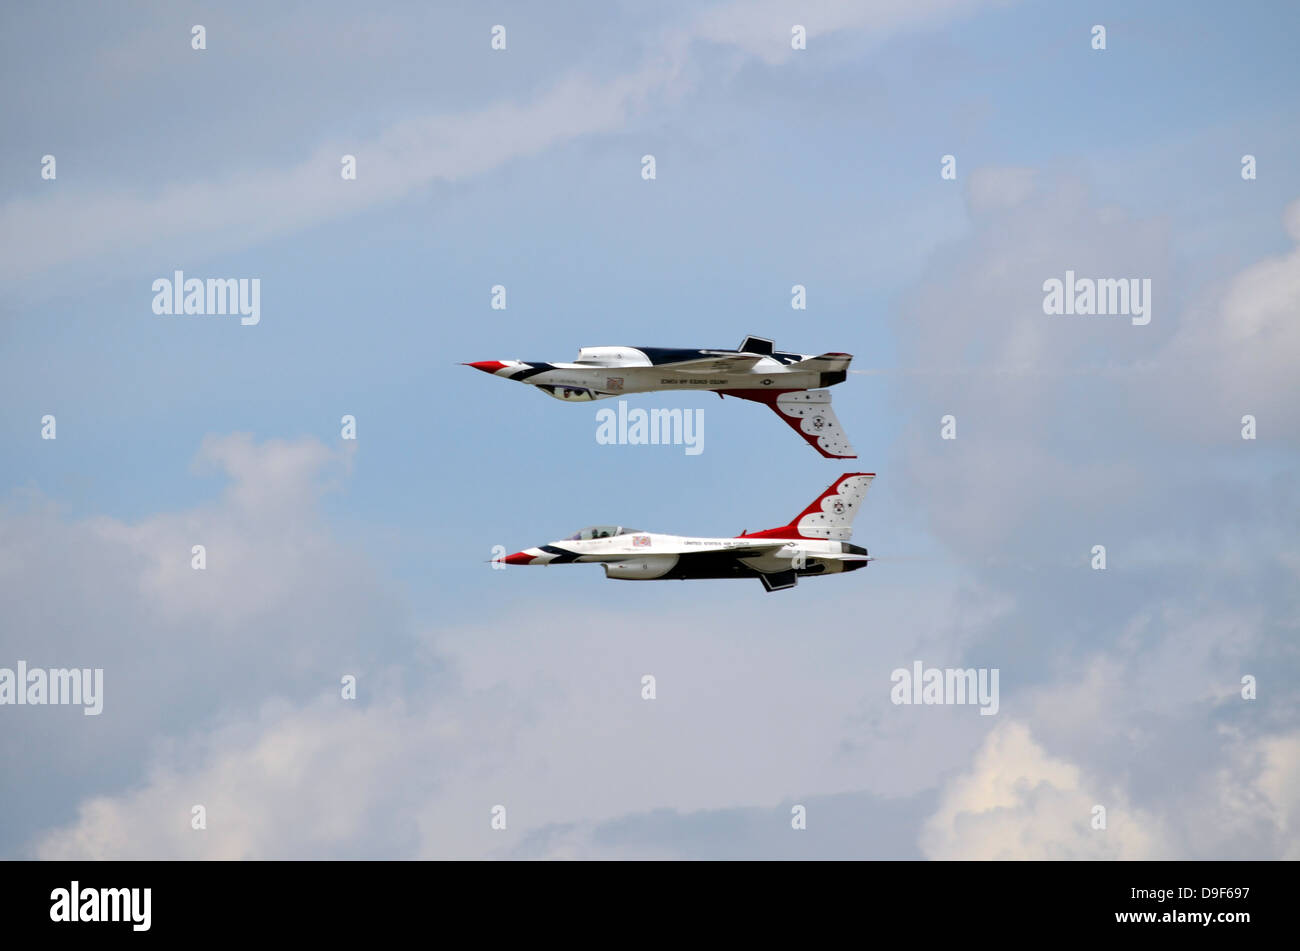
<box><xmin>742</xmin><ymin>473</ymin><xmax>875</xmax><ymax>541</ymax></box>
<box><xmin>725</xmin><ymin>389</ymin><xmax>855</xmax><ymax>458</ymax></box>
<box><xmin>773</xmin><ymin>390</ymin><xmax>855</xmax><ymax>458</ymax></box>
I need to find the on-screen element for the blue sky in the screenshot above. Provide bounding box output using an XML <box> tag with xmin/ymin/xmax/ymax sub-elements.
<box><xmin>2</xmin><ymin>0</ymin><xmax>1298</xmax><ymax>858</ymax></box>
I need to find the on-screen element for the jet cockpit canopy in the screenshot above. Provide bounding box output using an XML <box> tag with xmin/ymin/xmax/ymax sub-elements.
<box><xmin>566</xmin><ymin>525</ymin><xmax>640</xmax><ymax>541</ymax></box>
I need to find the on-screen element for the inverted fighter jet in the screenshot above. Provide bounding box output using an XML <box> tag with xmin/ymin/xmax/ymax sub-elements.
<box><xmin>501</xmin><ymin>473</ymin><xmax>874</xmax><ymax>592</ymax></box>
<box><xmin>466</xmin><ymin>335</ymin><xmax>856</xmax><ymax>458</ymax></box>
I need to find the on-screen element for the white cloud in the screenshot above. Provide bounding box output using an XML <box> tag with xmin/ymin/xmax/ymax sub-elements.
<box><xmin>18</xmin><ymin>477</ymin><xmax>1010</xmax><ymax>857</ymax></box>
<box><xmin>1156</xmin><ymin>198</ymin><xmax>1300</xmax><ymax>435</ymax></box>
<box><xmin>0</xmin><ymin>0</ymin><xmax>1014</xmax><ymax>284</ymax></box>
<box><xmin>687</xmin><ymin>0</ymin><xmax>1012</xmax><ymax>65</ymax></box>
<box><xmin>0</xmin><ymin>68</ymin><xmax>674</xmax><ymax>284</ymax></box>
<box><xmin>35</xmin><ymin>696</ymin><xmax>417</xmax><ymax>860</ymax></box>
<box><xmin>0</xmin><ymin>432</ymin><xmax>406</xmax><ymax>853</ymax></box>
<box><xmin>12</xmin><ymin>414</ymin><xmax>1298</xmax><ymax>859</ymax></box>
<box><xmin>920</xmin><ymin>720</ymin><xmax>1169</xmax><ymax>859</ymax></box>
<box><xmin>1250</xmin><ymin>732</ymin><xmax>1300</xmax><ymax>859</ymax></box>
<box><xmin>891</xmin><ymin>176</ymin><xmax>1300</xmax><ymax>861</ymax></box>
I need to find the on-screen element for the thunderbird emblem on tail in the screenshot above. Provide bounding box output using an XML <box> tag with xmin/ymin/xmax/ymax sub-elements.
<box><xmin>501</xmin><ymin>473</ymin><xmax>875</xmax><ymax>593</ymax></box>
<box><xmin>465</xmin><ymin>335</ymin><xmax>856</xmax><ymax>458</ymax></box>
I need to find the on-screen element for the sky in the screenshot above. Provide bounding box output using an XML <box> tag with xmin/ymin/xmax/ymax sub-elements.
<box><xmin>1</xmin><ymin>0</ymin><xmax>1297</xmax><ymax>859</ymax></box>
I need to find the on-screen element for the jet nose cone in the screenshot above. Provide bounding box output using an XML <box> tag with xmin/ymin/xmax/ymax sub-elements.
<box><xmin>503</xmin><ymin>550</ymin><xmax>537</xmax><ymax>565</ymax></box>
<box><xmin>465</xmin><ymin>361</ymin><xmax>509</xmax><ymax>375</ymax></box>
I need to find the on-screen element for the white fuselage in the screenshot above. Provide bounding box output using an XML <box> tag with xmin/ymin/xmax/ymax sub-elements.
<box><xmin>529</xmin><ymin>361</ymin><xmax>826</xmax><ymax>400</ymax></box>
<box><xmin>475</xmin><ymin>345</ymin><xmax>846</xmax><ymax>402</ymax></box>
<box><xmin>509</xmin><ymin>532</ymin><xmax>864</xmax><ymax>579</ymax></box>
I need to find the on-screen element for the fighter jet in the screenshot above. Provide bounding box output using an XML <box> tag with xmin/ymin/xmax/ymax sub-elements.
<box><xmin>500</xmin><ymin>473</ymin><xmax>874</xmax><ymax>592</ymax></box>
<box><xmin>465</xmin><ymin>335</ymin><xmax>856</xmax><ymax>458</ymax></box>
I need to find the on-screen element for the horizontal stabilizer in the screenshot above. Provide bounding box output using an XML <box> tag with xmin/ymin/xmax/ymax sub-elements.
<box><xmin>798</xmin><ymin>352</ymin><xmax>853</xmax><ymax>373</ymax></box>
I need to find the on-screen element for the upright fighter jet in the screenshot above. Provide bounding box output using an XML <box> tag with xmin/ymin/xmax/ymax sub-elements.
<box><xmin>500</xmin><ymin>473</ymin><xmax>874</xmax><ymax>592</ymax></box>
<box><xmin>465</xmin><ymin>336</ymin><xmax>856</xmax><ymax>458</ymax></box>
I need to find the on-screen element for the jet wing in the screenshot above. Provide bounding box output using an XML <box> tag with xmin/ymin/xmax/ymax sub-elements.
<box><xmin>765</xmin><ymin>548</ymin><xmax>871</xmax><ymax>563</ymax></box>
<box><xmin>764</xmin><ymin>390</ymin><xmax>856</xmax><ymax>458</ymax></box>
<box><xmin>602</xmin><ymin>539</ymin><xmax>789</xmax><ymax>558</ymax></box>
<box><xmin>658</xmin><ymin>353</ymin><xmax>765</xmax><ymax>373</ymax></box>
